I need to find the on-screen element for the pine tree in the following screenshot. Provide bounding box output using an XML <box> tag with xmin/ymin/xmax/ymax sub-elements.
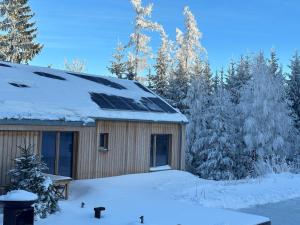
<box><xmin>226</xmin><ymin>56</ymin><xmax>251</xmax><ymax>104</ymax></box>
<box><xmin>200</xmin><ymin>74</ymin><xmax>237</xmax><ymax>180</ymax></box>
<box><xmin>288</xmin><ymin>51</ymin><xmax>300</xmax><ymax>129</ymax></box>
<box><xmin>167</xmin><ymin>7</ymin><xmax>205</xmax><ymax>113</ymax></box>
<box><xmin>126</xmin><ymin>0</ymin><xmax>161</xmax><ymax>80</ymax></box>
<box><xmin>0</xmin><ymin>0</ymin><xmax>42</xmax><ymax>63</ymax></box>
<box><xmin>107</xmin><ymin>42</ymin><xmax>127</xmax><ymax>79</ymax></box>
<box><xmin>268</xmin><ymin>49</ymin><xmax>280</xmax><ymax>77</ymax></box>
<box><xmin>151</xmin><ymin>29</ymin><xmax>171</xmax><ymax>97</ymax></box>
<box><xmin>185</xmin><ymin>69</ymin><xmax>212</xmax><ymax>174</ymax></box>
<box><xmin>239</xmin><ymin>53</ymin><xmax>297</xmax><ymax>176</ymax></box>
<box><xmin>9</xmin><ymin>145</ymin><xmax>59</xmax><ymax>218</ymax></box>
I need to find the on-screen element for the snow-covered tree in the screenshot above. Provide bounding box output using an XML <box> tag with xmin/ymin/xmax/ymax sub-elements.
<box><xmin>288</xmin><ymin>52</ymin><xmax>300</xmax><ymax>129</ymax></box>
<box><xmin>0</xmin><ymin>0</ymin><xmax>42</xmax><ymax>63</ymax></box>
<box><xmin>167</xmin><ymin>6</ymin><xmax>205</xmax><ymax>113</ymax></box>
<box><xmin>9</xmin><ymin>145</ymin><xmax>59</xmax><ymax>218</ymax></box>
<box><xmin>226</xmin><ymin>56</ymin><xmax>251</xmax><ymax>104</ymax></box>
<box><xmin>64</xmin><ymin>58</ymin><xmax>86</xmax><ymax>73</ymax></box>
<box><xmin>151</xmin><ymin>29</ymin><xmax>171</xmax><ymax>97</ymax></box>
<box><xmin>185</xmin><ymin>70</ymin><xmax>212</xmax><ymax>174</ymax></box>
<box><xmin>239</xmin><ymin>53</ymin><xmax>297</xmax><ymax>176</ymax></box>
<box><xmin>126</xmin><ymin>0</ymin><xmax>161</xmax><ymax>80</ymax></box>
<box><xmin>175</xmin><ymin>6</ymin><xmax>205</xmax><ymax>75</ymax></box>
<box><xmin>186</xmin><ymin>70</ymin><xmax>239</xmax><ymax>180</ymax></box>
<box><xmin>107</xmin><ymin>42</ymin><xmax>127</xmax><ymax>79</ymax></box>
<box><xmin>267</xmin><ymin>49</ymin><xmax>284</xmax><ymax>78</ymax></box>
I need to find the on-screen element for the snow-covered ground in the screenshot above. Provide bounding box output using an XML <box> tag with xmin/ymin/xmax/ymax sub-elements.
<box><xmin>5</xmin><ymin>170</ymin><xmax>300</xmax><ymax>225</ymax></box>
<box><xmin>0</xmin><ymin>170</ymin><xmax>273</xmax><ymax>225</ymax></box>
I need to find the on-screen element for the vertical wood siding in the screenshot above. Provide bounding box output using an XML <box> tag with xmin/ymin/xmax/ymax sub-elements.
<box><xmin>0</xmin><ymin>131</ymin><xmax>39</xmax><ymax>186</ymax></box>
<box><xmin>95</xmin><ymin>121</ymin><xmax>185</xmax><ymax>178</ymax></box>
<box><xmin>0</xmin><ymin>121</ymin><xmax>185</xmax><ymax>185</ymax></box>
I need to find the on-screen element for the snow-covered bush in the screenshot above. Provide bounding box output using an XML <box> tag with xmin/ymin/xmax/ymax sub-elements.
<box><xmin>9</xmin><ymin>144</ymin><xmax>59</xmax><ymax>218</ymax></box>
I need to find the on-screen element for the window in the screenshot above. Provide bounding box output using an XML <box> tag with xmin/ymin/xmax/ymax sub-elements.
<box><xmin>99</xmin><ymin>133</ymin><xmax>109</xmax><ymax>151</ymax></box>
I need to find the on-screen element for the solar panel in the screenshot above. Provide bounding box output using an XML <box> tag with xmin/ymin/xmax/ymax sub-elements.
<box><xmin>34</xmin><ymin>71</ymin><xmax>66</xmax><ymax>81</ymax></box>
<box><xmin>68</xmin><ymin>72</ymin><xmax>126</xmax><ymax>90</ymax></box>
<box><xmin>140</xmin><ymin>97</ymin><xmax>164</xmax><ymax>112</ymax></box>
<box><xmin>90</xmin><ymin>93</ymin><xmax>177</xmax><ymax>114</ymax></box>
<box><xmin>9</xmin><ymin>82</ymin><xmax>30</xmax><ymax>88</ymax></box>
<box><xmin>147</xmin><ymin>97</ymin><xmax>177</xmax><ymax>113</ymax></box>
<box><xmin>0</xmin><ymin>63</ymin><xmax>11</xmax><ymax>68</ymax></box>
<box><xmin>90</xmin><ymin>92</ymin><xmax>115</xmax><ymax>109</ymax></box>
<box><xmin>134</xmin><ymin>82</ymin><xmax>152</xmax><ymax>93</ymax></box>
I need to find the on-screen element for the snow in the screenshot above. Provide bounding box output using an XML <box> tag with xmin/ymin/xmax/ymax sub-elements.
<box><xmin>0</xmin><ymin>170</ymin><xmax>272</xmax><ymax>225</ymax></box>
<box><xmin>0</xmin><ymin>190</ymin><xmax>37</xmax><ymax>202</ymax></box>
<box><xmin>0</xmin><ymin>61</ymin><xmax>187</xmax><ymax>124</ymax></box>
<box><xmin>149</xmin><ymin>165</ymin><xmax>171</xmax><ymax>171</ymax></box>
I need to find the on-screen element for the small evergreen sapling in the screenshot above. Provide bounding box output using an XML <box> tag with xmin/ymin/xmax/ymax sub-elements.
<box><xmin>9</xmin><ymin>144</ymin><xmax>59</xmax><ymax>218</ymax></box>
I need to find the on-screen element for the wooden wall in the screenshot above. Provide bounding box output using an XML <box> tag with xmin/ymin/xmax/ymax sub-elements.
<box><xmin>94</xmin><ymin>121</ymin><xmax>185</xmax><ymax>178</ymax></box>
<box><xmin>0</xmin><ymin>120</ymin><xmax>185</xmax><ymax>185</ymax></box>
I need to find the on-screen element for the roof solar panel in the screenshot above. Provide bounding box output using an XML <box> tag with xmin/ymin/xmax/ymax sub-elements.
<box><xmin>134</xmin><ymin>82</ymin><xmax>152</xmax><ymax>93</ymax></box>
<box><xmin>68</xmin><ymin>72</ymin><xmax>126</xmax><ymax>90</ymax></box>
<box><xmin>9</xmin><ymin>82</ymin><xmax>30</xmax><ymax>88</ymax></box>
<box><xmin>90</xmin><ymin>93</ymin><xmax>177</xmax><ymax>114</ymax></box>
<box><xmin>140</xmin><ymin>97</ymin><xmax>164</xmax><ymax>112</ymax></box>
<box><xmin>34</xmin><ymin>71</ymin><xmax>66</xmax><ymax>81</ymax></box>
<box><xmin>147</xmin><ymin>97</ymin><xmax>177</xmax><ymax>113</ymax></box>
<box><xmin>90</xmin><ymin>92</ymin><xmax>115</xmax><ymax>109</ymax></box>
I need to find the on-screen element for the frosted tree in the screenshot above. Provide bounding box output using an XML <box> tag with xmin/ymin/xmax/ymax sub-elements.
<box><xmin>151</xmin><ymin>29</ymin><xmax>171</xmax><ymax>97</ymax></box>
<box><xmin>268</xmin><ymin>49</ymin><xmax>280</xmax><ymax>76</ymax></box>
<box><xmin>9</xmin><ymin>144</ymin><xmax>59</xmax><ymax>218</ymax></box>
<box><xmin>167</xmin><ymin>7</ymin><xmax>205</xmax><ymax>112</ymax></box>
<box><xmin>288</xmin><ymin>51</ymin><xmax>300</xmax><ymax>129</ymax></box>
<box><xmin>200</xmin><ymin>74</ymin><xmax>237</xmax><ymax>180</ymax></box>
<box><xmin>226</xmin><ymin>56</ymin><xmax>251</xmax><ymax>104</ymax></box>
<box><xmin>185</xmin><ymin>69</ymin><xmax>212</xmax><ymax>174</ymax></box>
<box><xmin>64</xmin><ymin>58</ymin><xmax>86</xmax><ymax>73</ymax></box>
<box><xmin>0</xmin><ymin>0</ymin><xmax>42</xmax><ymax>63</ymax></box>
<box><xmin>239</xmin><ymin>53</ymin><xmax>297</xmax><ymax>176</ymax></box>
<box><xmin>126</xmin><ymin>0</ymin><xmax>161</xmax><ymax>80</ymax></box>
<box><xmin>175</xmin><ymin>7</ymin><xmax>205</xmax><ymax>76</ymax></box>
<box><xmin>108</xmin><ymin>42</ymin><xmax>127</xmax><ymax>79</ymax></box>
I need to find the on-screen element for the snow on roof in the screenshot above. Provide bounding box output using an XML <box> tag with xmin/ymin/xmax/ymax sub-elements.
<box><xmin>0</xmin><ymin>61</ymin><xmax>187</xmax><ymax>124</ymax></box>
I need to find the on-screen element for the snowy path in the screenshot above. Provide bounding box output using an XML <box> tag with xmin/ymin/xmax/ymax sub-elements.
<box><xmin>240</xmin><ymin>197</ymin><xmax>300</xmax><ymax>225</ymax></box>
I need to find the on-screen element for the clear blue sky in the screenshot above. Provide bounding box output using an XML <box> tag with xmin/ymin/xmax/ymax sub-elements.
<box><xmin>30</xmin><ymin>0</ymin><xmax>300</xmax><ymax>75</ymax></box>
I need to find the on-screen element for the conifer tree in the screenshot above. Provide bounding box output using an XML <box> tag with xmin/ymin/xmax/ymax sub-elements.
<box><xmin>239</xmin><ymin>53</ymin><xmax>297</xmax><ymax>176</ymax></box>
<box><xmin>126</xmin><ymin>0</ymin><xmax>161</xmax><ymax>80</ymax></box>
<box><xmin>226</xmin><ymin>56</ymin><xmax>251</xmax><ymax>104</ymax></box>
<box><xmin>151</xmin><ymin>29</ymin><xmax>171</xmax><ymax>97</ymax></box>
<box><xmin>0</xmin><ymin>0</ymin><xmax>42</xmax><ymax>63</ymax></box>
<box><xmin>108</xmin><ymin>42</ymin><xmax>127</xmax><ymax>79</ymax></box>
<box><xmin>268</xmin><ymin>49</ymin><xmax>282</xmax><ymax>77</ymax></box>
<box><xmin>9</xmin><ymin>144</ymin><xmax>59</xmax><ymax>218</ymax></box>
<box><xmin>288</xmin><ymin>51</ymin><xmax>300</xmax><ymax>129</ymax></box>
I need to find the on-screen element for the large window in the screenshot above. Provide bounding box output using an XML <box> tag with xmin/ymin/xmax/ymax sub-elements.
<box><xmin>150</xmin><ymin>134</ymin><xmax>171</xmax><ymax>167</ymax></box>
<box><xmin>41</xmin><ymin>131</ymin><xmax>75</xmax><ymax>177</ymax></box>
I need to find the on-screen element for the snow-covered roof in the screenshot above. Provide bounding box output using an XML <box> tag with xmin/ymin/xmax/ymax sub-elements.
<box><xmin>0</xmin><ymin>61</ymin><xmax>187</xmax><ymax>124</ymax></box>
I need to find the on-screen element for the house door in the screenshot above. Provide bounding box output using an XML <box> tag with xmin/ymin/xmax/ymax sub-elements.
<box><xmin>41</xmin><ymin>131</ymin><xmax>75</xmax><ymax>177</ymax></box>
<box><xmin>150</xmin><ymin>134</ymin><xmax>171</xmax><ymax>167</ymax></box>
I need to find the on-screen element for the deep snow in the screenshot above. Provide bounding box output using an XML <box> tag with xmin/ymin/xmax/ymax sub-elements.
<box><xmin>1</xmin><ymin>170</ymin><xmax>272</xmax><ymax>225</ymax></box>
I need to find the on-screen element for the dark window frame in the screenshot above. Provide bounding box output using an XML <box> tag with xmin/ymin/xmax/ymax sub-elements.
<box><xmin>99</xmin><ymin>133</ymin><xmax>109</xmax><ymax>151</ymax></box>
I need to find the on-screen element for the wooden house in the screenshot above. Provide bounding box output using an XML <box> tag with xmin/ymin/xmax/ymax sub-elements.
<box><xmin>0</xmin><ymin>62</ymin><xmax>187</xmax><ymax>187</ymax></box>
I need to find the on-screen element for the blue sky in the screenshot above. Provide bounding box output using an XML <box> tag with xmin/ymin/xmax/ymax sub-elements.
<box><xmin>30</xmin><ymin>0</ymin><xmax>300</xmax><ymax>75</ymax></box>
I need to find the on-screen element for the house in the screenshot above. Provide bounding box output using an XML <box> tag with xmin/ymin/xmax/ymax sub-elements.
<box><xmin>0</xmin><ymin>61</ymin><xmax>187</xmax><ymax>187</ymax></box>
